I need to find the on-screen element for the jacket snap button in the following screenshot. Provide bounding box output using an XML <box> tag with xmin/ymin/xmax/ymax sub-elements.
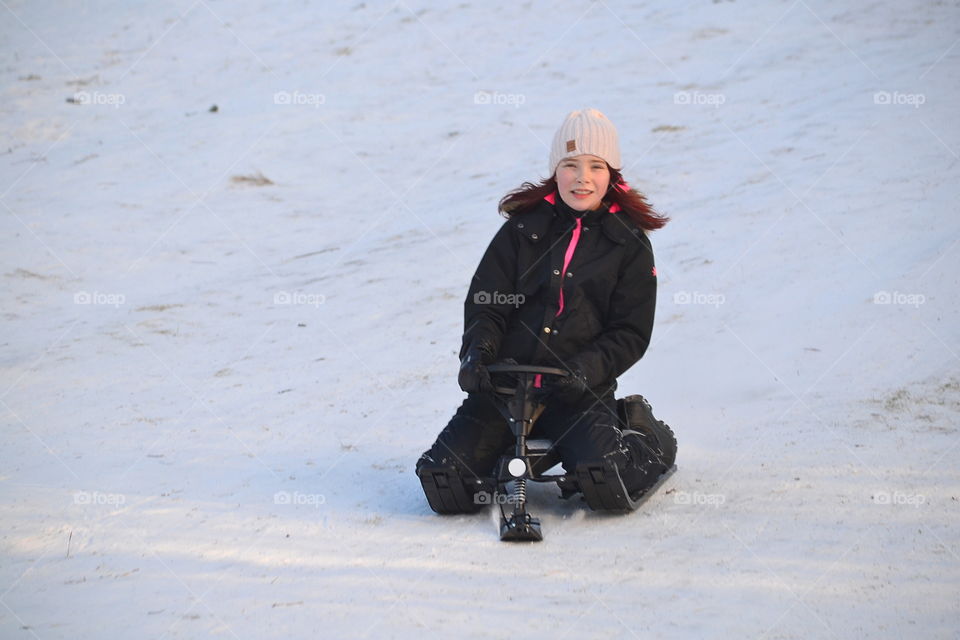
<box><xmin>531</xmin><ymin>233</ymin><xmax>539</xmax><ymax>240</ymax></box>
<box><xmin>517</xmin><ymin>223</ymin><xmax>524</xmax><ymax>229</ymax></box>
<box><xmin>553</xmin><ymin>269</ymin><xmax>560</xmax><ymax>275</ymax></box>
<box><xmin>583</xmin><ymin>226</ymin><xmax>589</xmax><ymax>231</ymax></box>
<box><xmin>543</xmin><ymin>327</ymin><xmax>551</xmax><ymax>334</ymax></box>
<box><xmin>566</xmin><ymin>272</ymin><xmax>573</xmax><ymax>278</ymax></box>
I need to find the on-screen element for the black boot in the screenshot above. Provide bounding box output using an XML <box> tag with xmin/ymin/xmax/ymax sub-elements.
<box><xmin>616</xmin><ymin>395</ymin><xmax>677</xmax><ymax>467</ymax></box>
<box><xmin>618</xmin><ymin>429</ymin><xmax>671</xmax><ymax>500</ymax></box>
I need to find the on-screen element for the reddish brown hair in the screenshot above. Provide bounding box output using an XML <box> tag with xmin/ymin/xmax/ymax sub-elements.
<box><xmin>497</xmin><ymin>167</ymin><xmax>668</xmax><ymax>231</ymax></box>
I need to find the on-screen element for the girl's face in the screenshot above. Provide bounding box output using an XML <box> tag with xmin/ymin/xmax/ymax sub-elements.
<box><xmin>555</xmin><ymin>154</ymin><xmax>611</xmax><ymax>211</ymax></box>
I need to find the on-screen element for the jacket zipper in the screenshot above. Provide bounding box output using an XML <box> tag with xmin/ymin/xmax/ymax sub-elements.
<box><xmin>534</xmin><ymin>214</ymin><xmax>583</xmax><ymax>389</ymax></box>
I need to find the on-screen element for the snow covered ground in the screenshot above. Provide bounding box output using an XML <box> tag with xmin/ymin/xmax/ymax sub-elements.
<box><xmin>2</xmin><ymin>0</ymin><xmax>959</xmax><ymax>637</ymax></box>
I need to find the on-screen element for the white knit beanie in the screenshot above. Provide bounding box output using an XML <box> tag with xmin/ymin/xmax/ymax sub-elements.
<box><xmin>548</xmin><ymin>108</ymin><xmax>622</xmax><ymax>176</ymax></box>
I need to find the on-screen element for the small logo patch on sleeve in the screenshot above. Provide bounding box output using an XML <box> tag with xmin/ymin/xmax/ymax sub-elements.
<box><xmin>652</xmin><ymin>266</ymin><xmax>658</xmax><ymax>276</ymax></box>
<box><xmin>565</xmin><ymin>139</ymin><xmax>577</xmax><ymax>152</ymax></box>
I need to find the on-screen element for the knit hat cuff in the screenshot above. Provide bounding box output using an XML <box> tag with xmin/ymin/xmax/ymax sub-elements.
<box><xmin>548</xmin><ymin>108</ymin><xmax>622</xmax><ymax>175</ymax></box>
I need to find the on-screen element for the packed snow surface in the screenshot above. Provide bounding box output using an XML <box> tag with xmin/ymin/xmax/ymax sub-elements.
<box><xmin>2</xmin><ymin>1</ymin><xmax>958</xmax><ymax>638</ymax></box>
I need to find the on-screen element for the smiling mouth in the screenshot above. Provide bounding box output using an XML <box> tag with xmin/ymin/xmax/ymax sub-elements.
<box><xmin>572</xmin><ymin>189</ymin><xmax>593</xmax><ymax>197</ymax></box>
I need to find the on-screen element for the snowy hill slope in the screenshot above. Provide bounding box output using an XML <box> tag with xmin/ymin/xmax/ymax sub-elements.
<box><xmin>2</xmin><ymin>1</ymin><xmax>959</xmax><ymax>638</ymax></box>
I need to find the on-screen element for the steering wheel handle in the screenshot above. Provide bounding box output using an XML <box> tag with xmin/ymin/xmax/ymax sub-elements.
<box><xmin>485</xmin><ymin>362</ymin><xmax>569</xmax><ymax>396</ymax></box>
<box><xmin>486</xmin><ymin>363</ymin><xmax>569</xmax><ymax>377</ymax></box>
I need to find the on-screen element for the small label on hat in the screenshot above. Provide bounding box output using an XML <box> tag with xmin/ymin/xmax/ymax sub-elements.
<box><xmin>565</xmin><ymin>139</ymin><xmax>576</xmax><ymax>152</ymax></box>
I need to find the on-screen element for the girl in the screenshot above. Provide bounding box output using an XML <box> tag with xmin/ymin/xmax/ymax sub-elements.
<box><xmin>417</xmin><ymin>108</ymin><xmax>673</xmax><ymax>513</ymax></box>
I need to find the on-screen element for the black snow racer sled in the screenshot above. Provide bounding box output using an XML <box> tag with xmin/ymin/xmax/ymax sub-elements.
<box><xmin>418</xmin><ymin>363</ymin><xmax>677</xmax><ymax>541</ymax></box>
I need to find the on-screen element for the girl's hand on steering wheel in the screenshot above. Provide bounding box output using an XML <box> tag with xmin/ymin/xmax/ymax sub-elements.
<box><xmin>457</xmin><ymin>339</ymin><xmax>497</xmax><ymax>394</ymax></box>
<box><xmin>531</xmin><ymin>366</ymin><xmax>589</xmax><ymax>404</ymax></box>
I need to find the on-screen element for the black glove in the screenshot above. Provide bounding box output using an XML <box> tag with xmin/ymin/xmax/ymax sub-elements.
<box><xmin>457</xmin><ymin>336</ymin><xmax>497</xmax><ymax>394</ymax></box>
<box><xmin>533</xmin><ymin>366</ymin><xmax>590</xmax><ymax>404</ymax></box>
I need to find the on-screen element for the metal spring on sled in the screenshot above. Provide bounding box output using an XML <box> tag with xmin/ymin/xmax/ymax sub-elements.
<box><xmin>513</xmin><ymin>478</ymin><xmax>527</xmax><ymax>507</ymax></box>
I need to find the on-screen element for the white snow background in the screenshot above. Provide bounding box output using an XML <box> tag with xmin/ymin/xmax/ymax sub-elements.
<box><xmin>2</xmin><ymin>1</ymin><xmax>959</xmax><ymax>638</ymax></box>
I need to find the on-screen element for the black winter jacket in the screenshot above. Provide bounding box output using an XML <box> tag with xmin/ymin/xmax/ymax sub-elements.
<box><xmin>459</xmin><ymin>192</ymin><xmax>657</xmax><ymax>397</ymax></box>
